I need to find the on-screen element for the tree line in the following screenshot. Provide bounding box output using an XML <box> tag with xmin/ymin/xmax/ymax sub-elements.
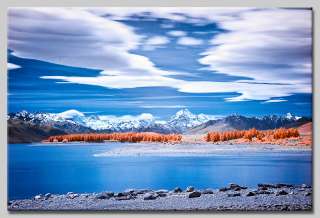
<box><xmin>206</xmin><ymin>128</ymin><xmax>299</xmax><ymax>142</ymax></box>
<box><xmin>47</xmin><ymin>132</ymin><xmax>182</xmax><ymax>143</ymax></box>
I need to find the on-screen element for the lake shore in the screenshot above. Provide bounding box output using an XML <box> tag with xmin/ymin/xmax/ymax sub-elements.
<box><xmin>92</xmin><ymin>142</ymin><xmax>311</xmax><ymax>157</ymax></box>
<box><xmin>8</xmin><ymin>183</ymin><xmax>312</xmax><ymax>211</ymax></box>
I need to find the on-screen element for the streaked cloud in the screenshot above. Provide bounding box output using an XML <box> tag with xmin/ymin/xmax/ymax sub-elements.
<box><xmin>177</xmin><ymin>36</ymin><xmax>204</xmax><ymax>46</ymax></box>
<box><xmin>7</xmin><ymin>62</ymin><xmax>21</xmax><ymax>70</ymax></box>
<box><xmin>167</xmin><ymin>30</ymin><xmax>186</xmax><ymax>37</ymax></box>
<box><xmin>262</xmin><ymin>99</ymin><xmax>288</xmax><ymax>104</ymax></box>
<box><xmin>8</xmin><ymin>7</ymin><xmax>312</xmax><ymax>102</ymax></box>
<box><xmin>143</xmin><ymin>36</ymin><xmax>170</xmax><ymax>50</ymax></box>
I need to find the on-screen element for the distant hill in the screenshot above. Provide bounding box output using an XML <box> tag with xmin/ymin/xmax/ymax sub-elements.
<box><xmin>186</xmin><ymin>114</ymin><xmax>311</xmax><ymax>134</ymax></box>
<box><xmin>8</xmin><ymin>119</ymin><xmax>66</xmax><ymax>144</ymax></box>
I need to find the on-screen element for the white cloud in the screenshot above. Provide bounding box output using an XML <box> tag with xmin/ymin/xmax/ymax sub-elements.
<box><xmin>143</xmin><ymin>36</ymin><xmax>170</xmax><ymax>50</ymax></box>
<box><xmin>198</xmin><ymin>8</ymin><xmax>312</xmax><ymax>101</ymax></box>
<box><xmin>8</xmin><ymin>8</ymin><xmax>179</xmax><ymax>78</ymax></box>
<box><xmin>9</xmin><ymin>8</ymin><xmax>312</xmax><ymax>102</ymax></box>
<box><xmin>177</xmin><ymin>36</ymin><xmax>203</xmax><ymax>46</ymax></box>
<box><xmin>7</xmin><ymin>62</ymin><xmax>21</xmax><ymax>70</ymax></box>
<box><xmin>262</xmin><ymin>99</ymin><xmax>287</xmax><ymax>104</ymax></box>
<box><xmin>167</xmin><ymin>30</ymin><xmax>186</xmax><ymax>37</ymax></box>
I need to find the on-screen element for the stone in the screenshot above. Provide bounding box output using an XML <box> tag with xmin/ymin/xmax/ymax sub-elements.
<box><xmin>115</xmin><ymin>192</ymin><xmax>127</xmax><ymax>197</ymax></box>
<box><xmin>44</xmin><ymin>193</ymin><xmax>52</xmax><ymax>200</ymax></box>
<box><xmin>174</xmin><ymin>187</ymin><xmax>182</xmax><ymax>193</ymax></box>
<box><xmin>305</xmin><ymin>192</ymin><xmax>312</xmax><ymax>196</ymax></box>
<box><xmin>258</xmin><ymin>183</ymin><xmax>276</xmax><ymax>189</ymax></box>
<box><xmin>67</xmin><ymin>193</ymin><xmax>79</xmax><ymax>199</ymax></box>
<box><xmin>276</xmin><ymin>190</ymin><xmax>288</xmax><ymax>196</ymax></box>
<box><xmin>229</xmin><ymin>183</ymin><xmax>240</xmax><ymax>189</ymax></box>
<box><xmin>158</xmin><ymin>192</ymin><xmax>167</xmax><ymax>197</ymax></box>
<box><xmin>136</xmin><ymin>189</ymin><xmax>151</xmax><ymax>194</ymax></box>
<box><xmin>228</xmin><ymin>192</ymin><xmax>241</xmax><ymax>197</ymax></box>
<box><xmin>95</xmin><ymin>192</ymin><xmax>114</xmax><ymax>200</ymax></box>
<box><xmin>301</xmin><ymin>184</ymin><xmax>311</xmax><ymax>189</ymax></box>
<box><xmin>202</xmin><ymin>189</ymin><xmax>214</xmax><ymax>194</ymax></box>
<box><xmin>188</xmin><ymin>191</ymin><xmax>201</xmax><ymax>198</ymax></box>
<box><xmin>34</xmin><ymin>194</ymin><xmax>43</xmax><ymax>200</ymax></box>
<box><xmin>219</xmin><ymin>187</ymin><xmax>230</xmax><ymax>192</ymax></box>
<box><xmin>155</xmin><ymin>189</ymin><xmax>168</xmax><ymax>194</ymax></box>
<box><xmin>234</xmin><ymin>187</ymin><xmax>241</xmax><ymax>191</ymax></box>
<box><xmin>275</xmin><ymin>183</ymin><xmax>293</xmax><ymax>188</ymax></box>
<box><xmin>246</xmin><ymin>191</ymin><xmax>256</xmax><ymax>197</ymax></box>
<box><xmin>186</xmin><ymin>186</ymin><xmax>195</xmax><ymax>192</ymax></box>
<box><xmin>115</xmin><ymin>195</ymin><xmax>133</xmax><ymax>201</ymax></box>
<box><xmin>143</xmin><ymin>192</ymin><xmax>158</xmax><ymax>200</ymax></box>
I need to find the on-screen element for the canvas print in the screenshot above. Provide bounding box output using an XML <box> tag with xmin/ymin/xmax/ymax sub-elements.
<box><xmin>7</xmin><ymin>7</ymin><xmax>312</xmax><ymax>211</ymax></box>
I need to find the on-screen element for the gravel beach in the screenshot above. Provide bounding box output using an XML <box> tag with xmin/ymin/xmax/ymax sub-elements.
<box><xmin>8</xmin><ymin>184</ymin><xmax>312</xmax><ymax>211</ymax></box>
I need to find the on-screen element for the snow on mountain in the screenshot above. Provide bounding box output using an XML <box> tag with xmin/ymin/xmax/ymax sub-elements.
<box><xmin>9</xmin><ymin>109</ymin><xmax>304</xmax><ymax>134</ymax></box>
<box><xmin>167</xmin><ymin>108</ymin><xmax>216</xmax><ymax>131</ymax></box>
<box><xmin>285</xmin><ymin>112</ymin><xmax>301</xmax><ymax>120</ymax></box>
<box><xmin>8</xmin><ymin>109</ymin><xmax>216</xmax><ymax>133</ymax></box>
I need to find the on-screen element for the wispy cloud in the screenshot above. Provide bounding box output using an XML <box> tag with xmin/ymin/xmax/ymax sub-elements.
<box><xmin>8</xmin><ymin>8</ymin><xmax>312</xmax><ymax>102</ymax></box>
<box><xmin>7</xmin><ymin>62</ymin><xmax>21</xmax><ymax>70</ymax></box>
<box><xmin>177</xmin><ymin>36</ymin><xmax>203</xmax><ymax>46</ymax></box>
<box><xmin>167</xmin><ymin>30</ymin><xmax>186</xmax><ymax>37</ymax></box>
<box><xmin>262</xmin><ymin>99</ymin><xmax>288</xmax><ymax>104</ymax></box>
<box><xmin>143</xmin><ymin>35</ymin><xmax>170</xmax><ymax>50</ymax></box>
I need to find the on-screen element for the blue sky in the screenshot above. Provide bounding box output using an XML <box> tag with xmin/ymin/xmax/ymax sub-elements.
<box><xmin>7</xmin><ymin>8</ymin><xmax>312</xmax><ymax>119</ymax></box>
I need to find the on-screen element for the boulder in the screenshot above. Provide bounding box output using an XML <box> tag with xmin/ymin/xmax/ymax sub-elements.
<box><xmin>44</xmin><ymin>193</ymin><xmax>52</xmax><ymax>200</ymax></box>
<box><xmin>188</xmin><ymin>191</ymin><xmax>201</xmax><ymax>198</ymax></box>
<box><xmin>258</xmin><ymin>183</ymin><xmax>276</xmax><ymax>189</ymax></box>
<box><xmin>186</xmin><ymin>186</ymin><xmax>195</xmax><ymax>192</ymax></box>
<box><xmin>301</xmin><ymin>184</ymin><xmax>311</xmax><ymax>189</ymax></box>
<box><xmin>229</xmin><ymin>183</ymin><xmax>240</xmax><ymax>189</ymax></box>
<box><xmin>219</xmin><ymin>187</ymin><xmax>230</xmax><ymax>192</ymax></box>
<box><xmin>174</xmin><ymin>187</ymin><xmax>182</xmax><ymax>193</ymax></box>
<box><xmin>202</xmin><ymin>189</ymin><xmax>214</xmax><ymax>194</ymax></box>
<box><xmin>95</xmin><ymin>192</ymin><xmax>114</xmax><ymax>200</ymax></box>
<box><xmin>67</xmin><ymin>193</ymin><xmax>79</xmax><ymax>199</ymax></box>
<box><xmin>155</xmin><ymin>189</ymin><xmax>168</xmax><ymax>194</ymax></box>
<box><xmin>275</xmin><ymin>183</ymin><xmax>293</xmax><ymax>188</ymax></box>
<box><xmin>115</xmin><ymin>192</ymin><xmax>128</xmax><ymax>197</ymax></box>
<box><xmin>305</xmin><ymin>192</ymin><xmax>312</xmax><ymax>196</ymax></box>
<box><xmin>143</xmin><ymin>192</ymin><xmax>158</xmax><ymax>200</ymax></box>
<box><xmin>276</xmin><ymin>190</ymin><xmax>288</xmax><ymax>196</ymax></box>
<box><xmin>246</xmin><ymin>191</ymin><xmax>256</xmax><ymax>197</ymax></box>
<box><xmin>34</xmin><ymin>194</ymin><xmax>43</xmax><ymax>200</ymax></box>
<box><xmin>115</xmin><ymin>195</ymin><xmax>133</xmax><ymax>201</ymax></box>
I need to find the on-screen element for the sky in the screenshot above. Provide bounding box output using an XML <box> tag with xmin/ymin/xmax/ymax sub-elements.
<box><xmin>7</xmin><ymin>7</ymin><xmax>312</xmax><ymax>119</ymax></box>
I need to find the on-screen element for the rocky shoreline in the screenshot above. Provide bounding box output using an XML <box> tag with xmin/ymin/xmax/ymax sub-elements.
<box><xmin>8</xmin><ymin>183</ymin><xmax>312</xmax><ymax>211</ymax></box>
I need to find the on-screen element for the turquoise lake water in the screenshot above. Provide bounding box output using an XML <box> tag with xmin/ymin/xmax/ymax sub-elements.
<box><xmin>8</xmin><ymin>143</ymin><xmax>312</xmax><ymax>200</ymax></box>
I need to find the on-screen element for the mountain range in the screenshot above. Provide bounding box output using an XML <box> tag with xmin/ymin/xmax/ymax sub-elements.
<box><xmin>7</xmin><ymin>109</ymin><xmax>311</xmax><ymax>143</ymax></box>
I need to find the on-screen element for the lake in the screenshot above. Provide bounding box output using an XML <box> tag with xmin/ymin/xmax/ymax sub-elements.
<box><xmin>8</xmin><ymin>143</ymin><xmax>312</xmax><ymax>200</ymax></box>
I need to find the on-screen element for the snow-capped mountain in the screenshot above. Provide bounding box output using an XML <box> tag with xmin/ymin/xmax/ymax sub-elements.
<box><xmin>8</xmin><ymin>109</ymin><xmax>308</xmax><ymax>136</ymax></box>
<box><xmin>8</xmin><ymin>109</ymin><xmax>217</xmax><ymax>133</ymax></box>
<box><xmin>8</xmin><ymin>109</ymin><xmax>311</xmax><ymax>143</ymax></box>
<box><xmin>167</xmin><ymin>108</ymin><xmax>218</xmax><ymax>132</ymax></box>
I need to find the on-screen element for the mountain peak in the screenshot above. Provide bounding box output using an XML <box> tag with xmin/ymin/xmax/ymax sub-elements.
<box><xmin>174</xmin><ymin>108</ymin><xmax>194</xmax><ymax>118</ymax></box>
